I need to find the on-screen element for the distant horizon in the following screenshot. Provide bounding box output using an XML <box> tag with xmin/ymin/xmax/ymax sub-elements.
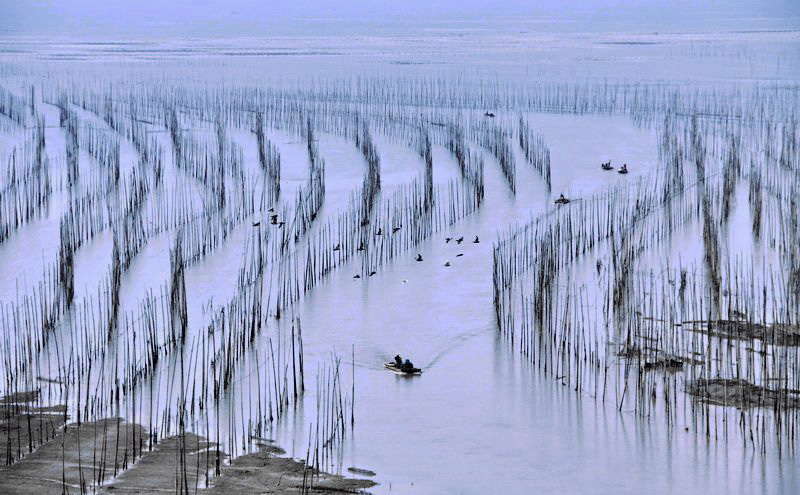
<box><xmin>3</xmin><ymin>0</ymin><xmax>800</xmax><ymax>37</ymax></box>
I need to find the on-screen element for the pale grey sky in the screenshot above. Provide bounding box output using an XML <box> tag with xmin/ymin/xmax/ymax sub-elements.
<box><xmin>2</xmin><ymin>0</ymin><xmax>798</xmax><ymax>36</ymax></box>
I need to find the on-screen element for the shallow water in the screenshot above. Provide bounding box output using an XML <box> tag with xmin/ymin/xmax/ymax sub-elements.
<box><xmin>1</xmin><ymin>28</ymin><xmax>799</xmax><ymax>494</ymax></box>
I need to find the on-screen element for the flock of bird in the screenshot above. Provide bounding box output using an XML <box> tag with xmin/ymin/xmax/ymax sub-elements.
<box><xmin>252</xmin><ymin>207</ymin><xmax>285</xmax><ymax>227</ymax></box>
<box><xmin>258</xmin><ymin>157</ymin><xmax>631</xmax><ymax>276</ymax></box>
<box><xmin>349</xmin><ymin>231</ymin><xmax>480</xmax><ymax>280</ymax></box>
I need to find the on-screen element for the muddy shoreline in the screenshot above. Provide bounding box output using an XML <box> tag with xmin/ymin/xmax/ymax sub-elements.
<box><xmin>1</xmin><ymin>401</ymin><xmax>375</xmax><ymax>494</ymax></box>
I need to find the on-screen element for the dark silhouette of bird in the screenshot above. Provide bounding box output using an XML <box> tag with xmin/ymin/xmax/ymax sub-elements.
<box><xmin>353</xmin><ymin>274</ymin><xmax>361</xmax><ymax>279</ymax></box>
<box><xmin>252</xmin><ymin>221</ymin><xmax>260</xmax><ymax>227</ymax></box>
<box><xmin>445</xmin><ymin>237</ymin><xmax>453</xmax><ymax>243</ymax></box>
<box><xmin>357</xmin><ymin>242</ymin><xmax>365</xmax><ymax>251</ymax></box>
<box><xmin>444</xmin><ymin>261</ymin><xmax>451</xmax><ymax>267</ymax></box>
<box><xmin>270</xmin><ymin>214</ymin><xmax>278</xmax><ymax>224</ymax></box>
<box><xmin>278</xmin><ymin>221</ymin><xmax>285</xmax><ymax>228</ymax></box>
<box><xmin>456</xmin><ymin>253</ymin><xmax>464</xmax><ymax>257</ymax></box>
<box><xmin>376</xmin><ymin>228</ymin><xmax>382</xmax><ymax>236</ymax></box>
<box><xmin>369</xmin><ymin>271</ymin><xmax>377</xmax><ymax>277</ymax></box>
<box><xmin>392</xmin><ymin>226</ymin><xmax>401</xmax><ymax>233</ymax></box>
<box><xmin>416</xmin><ymin>254</ymin><xmax>423</xmax><ymax>262</ymax></box>
<box><xmin>268</xmin><ymin>207</ymin><xmax>275</xmax><ymax>213</ymax></box>
<box><xmin>473</xmin><ymin>236</ymin><xmax>479</xmax><ymax>243</ymax></box>
<box><xmin>333</xmin><ymin>244</ymin><xmax>340</xmax><ymax>251</ymax></box>
<box><xmin>484</xmin><ymin>112</ymin><xmax>495</xmax><ymax>118</ymax></box>
<box><xmin>456</xmin><ymin>237</ymin><xmax>464</xmax><ymax>244</ymax></box>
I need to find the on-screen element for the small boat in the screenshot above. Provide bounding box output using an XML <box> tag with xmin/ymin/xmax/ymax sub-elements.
<box><xmin>384</xmin><ymin>362</ymin><xmax>422</xmax><ymax>375</ymax></box>
<box><xmin>601</xmin><ymin>161</ymin><xmax>613</xmax><ymax>171</ymax></box>
<box><xmin>554</xmin><ymin>195</ymin><xmax>570</xmax><ymax>205</ymax></box>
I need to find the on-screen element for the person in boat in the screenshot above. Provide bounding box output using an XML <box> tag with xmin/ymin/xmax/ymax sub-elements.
<box><xmin>394</xmin><ymin>355</ymin><xmax>403</xmax><ymax>367</ymax></box>
<box><xmin>401</xmin><ymin>359</ymin><xmax>415</xmax><ymax>371</ymax></box>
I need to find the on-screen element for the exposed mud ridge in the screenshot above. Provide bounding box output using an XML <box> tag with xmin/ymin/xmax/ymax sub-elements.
<box><xmin>0</xmin><ymin>415</ymin><xmax>376</xmax><ymax>494</ymax></box>
<box><xmin>684</xmin><ymin>319</ymin><xmax>800</xmax><ymax>346</ymax></box>
<box><xmin>106</xmin><ymin>432</ymin><xmax>216</xmax><ymax>493</ymax></box>
<box><xmin>1</xmin><ymin>390</ymin><xmax>42</xmax><ymax>403</ymax></box>
<box><xmin>347</xmin><ymin>466</ymin><xmax>377</xmax><ymax>477</ymax></box>
<box><xmin>206</xmin><ymin>443</ymin><xmax>376</xmax><ymax>494</ymax></box>
<box><xmin>1</xmin><ymin>391</ymin><xmax>67</xmax><ymax>466</ymax></box>
<box><xmin>0</xmin><ymin>417</ymin><xmax>143</xmax><ymax>494</ymax></box>
<box><xmin>616</xmin><ymin>344</ymin><xmax>703</xmax><ymax>370</ymax></box>
<box><xmin>686</xmin><ymin>378</ymin><xmax>800</xmax><ymax>409</ymax></box>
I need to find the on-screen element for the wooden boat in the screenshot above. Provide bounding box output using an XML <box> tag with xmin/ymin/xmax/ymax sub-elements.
<box><xmin>384</xmin><ymin>362</ymin><xmax>422</xmax><ymax>375</ymax></box>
